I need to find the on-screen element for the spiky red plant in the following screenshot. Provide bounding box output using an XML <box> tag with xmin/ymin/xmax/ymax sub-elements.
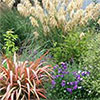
<box><xmin>0</xmin><ymin>51</ymin><xmax>52</xmax><ymax>100</ymax></box>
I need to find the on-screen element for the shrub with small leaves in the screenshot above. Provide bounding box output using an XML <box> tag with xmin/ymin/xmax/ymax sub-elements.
<box><xmin>3</xmin><ymin>30</ymin><xmax>18</xmax><ymax>57</ymax></box>
<box><xmin>50</xmin><ymin>30</ymin><xmax>89</xmax><ymax>63</ymax></box>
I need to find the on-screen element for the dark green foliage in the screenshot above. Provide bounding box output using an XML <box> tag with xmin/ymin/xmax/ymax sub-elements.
<box><xmin>0</xmin><ymin>9</ymin><xmax>33</xmax><ymax>52</ymax></box>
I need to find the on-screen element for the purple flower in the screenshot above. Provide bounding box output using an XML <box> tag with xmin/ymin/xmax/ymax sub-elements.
<box><xmin>53</xmin><ymin>65</ymin><xmax>58</xmax><ymax>70</ymax></box>
<box><xmin>56</xmin><ymin>75</ymin><xmax>60</xmax><ymax>78</ymax></box>
<box><xmin>61</xmin><ymin>62</ymin><xmax>66</xmax><ymax>66</ymax></box>
<box><xmin>62</xmin><ymin>71</ymin><xmax>66</xmax><ymax>74</ymax></box>
<box><xmin>58</xmin><ymin>69</ymin><xmax>62</xmax><ymax>73</ymax></box>
<box><xmin>66</xmin><ymin>88</ymin><xmax>72</xmax><ymax>94</ymax></box>
<box><xmin>52</xmin><ymin>75</ymin><xmax>56</xmax><ymax>79</ymax></box>
<box><xmin>72</xmin><ymin>71</ymin><xmax>77</xmax><ymax>76</ymax></box>
<box><xmin>86</xmin><ymin>71</ymin><xmax>90</xmax><ymax>75</ymax></box>
<box><xmin>74</xmin><ymin>81</ymin><xmax>78</xmax><ymax>85</ymax></box>
<box><xmin>69</xmin><ymin>82</ymin><xmax>74</xmax><ymax>86</ymax></box>
<box><xmin>76</xmin><ymin>74</ymin><xmax>81</xmax><ymax>80</ymax></box>
<box><xmin>61</xmin><ymin>62</ymin><xmax>67</xmax><ymax>69</ymax></box>
<box><xmin>81</xmin><ymin>71</ymin><xmax>90</xmax><ymax>76</ymax></box>
<box><xmin>61</xmin><ymin>80</ymin><xmax>66</xmax><ymax>87</ymax></box>
<box><xmin>65</xmin><ymin>71</ymin><xmax>69</xmax><ymax>74</ymax></box>
<box><xmin>60</xmin><ymin>75</ymin><xmax>64</xmax><ymax>77</ymax></box>
<box><xmin>73</xmin><ymin>85</ymin><xmax>78</xmax><ymax>90</ymax></box>
<box><xmin>63</xmin><ymin>65</ymin><xmax>67</xmax><ymax>70</ymax></box>
<box><xmin>51</xmin><ymin>80</ymin><xmax>56</xmax><ymax>86</ymax></box>
<box><xmin>62</xmin><ymin>71</ymin><xmax>69</xmax><ymax>74</ymax></box>
<box><xmin>81</xmin><ymin>72</ymin><xmax>86</xmax><ymax>76</ymax></box>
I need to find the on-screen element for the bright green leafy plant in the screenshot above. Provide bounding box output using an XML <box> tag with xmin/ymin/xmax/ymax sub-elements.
<box><xmin>50</xmin><ymin>30</ymin><xmax>89</xmax><ymax>63</ymax></box>
<box><xmin>3</xmin><ymin>30</ymin><xmax>18</xmax><ymax>57</ymax></box>
<box><xmin>0</xmin><ymin>51</ymin><xmax>52</xmax><ymax>100</ymax></box>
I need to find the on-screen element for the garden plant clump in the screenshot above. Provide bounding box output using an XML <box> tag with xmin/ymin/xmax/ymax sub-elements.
<box><xmin>0</xmin><ymin>52</ymin><xmax>52</xmax><ymax>100</ymax></box>
<box><xmin>0</xmin><ymin>0</ymin><xmax>100</xmax><ymax>100</ymax></box>
<box><xmin>45</xmin><ymin>62</ymin><xmax>90</xmax><ymax>100</ymax></box>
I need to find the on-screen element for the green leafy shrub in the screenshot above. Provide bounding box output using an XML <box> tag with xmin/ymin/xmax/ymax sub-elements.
<box><xmin>50</xmin><ymin>30</ymin><xmax>89</xmax><ymax>63</ymax></box>
<box><xmin>45</xmin><ymin>62</ymin><xmax>90</xmax><ymax>100</ymax></box>
<box><xmin>80</xmin><ymin>33</ymin><xmax>100</xmax><ymax>98</ymax></box>
<box><xmin>3</xmin><ymin>30</ymin><xmax>18</xmax><ymax>57</ymax></box>
<box><xmin>0</xmin><ymin>51</ymin><xmax>52</xmax><ymax>100</ymax></box>
<box><xmin>0</xmin><ymin>9</ymin><xmax>33</xmax><ymax>50</ymax></box>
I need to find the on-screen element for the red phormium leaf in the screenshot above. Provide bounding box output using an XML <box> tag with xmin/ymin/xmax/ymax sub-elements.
<box><xmin>0</xmin><ymin>51</ymin><xmax>52</xmax><ymax>100</ymax></box>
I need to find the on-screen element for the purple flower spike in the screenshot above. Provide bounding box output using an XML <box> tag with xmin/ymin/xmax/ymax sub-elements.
<box><xmin>61</xmin><ymin>80</ymin><xmax>66</xmax><ymax>87</ymax></box>
<box><xmin>51</xmin><ymin>80</ymin><xmax>56</xmax><ymax>86</ymax></box>
<box><xmin>73</xmin><ymin>85</ymin><xmax>78</xmax><ymax>90</ymax></box>
<box><xmin>66</xmin><ymin>88</ymin><xmax>72</xmax><ymax>94</ymax></box>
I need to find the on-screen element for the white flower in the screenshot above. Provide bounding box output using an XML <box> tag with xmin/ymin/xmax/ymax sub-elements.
<box><xmin>78</xmin><ymin>86</ymin><xmax>82</xmax><ymax>89</ymax></box>
<box><xmin>89</xmin><ymin>90</ymin><xmax>91</xmax><ymax>94</ymax></box>
<box><xmin>78</xmin><ymin>70</ymin><xmax>81</xmax><ymax>74</ymax></box>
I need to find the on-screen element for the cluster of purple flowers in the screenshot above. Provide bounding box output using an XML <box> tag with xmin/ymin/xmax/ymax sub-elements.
<box><xmin>52</xmin><ymin>62</ymin><xmax>90</xmax><ymax>94</ymax></box>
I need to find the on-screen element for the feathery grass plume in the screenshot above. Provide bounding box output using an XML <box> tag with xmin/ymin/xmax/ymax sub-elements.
<box><xmin>16</xmin><ymin>0</ymin><xmax>100</xmax><ymax>34</ymax></box>
<box><xmin>2</xmin><ymin>0</ymin><xmax>15</xmax><ymax>8</ymax></box>
<box><xmin>97</xmin><ymin>19</ymin><xmax>100</xmax><ymax>25</ymax></box>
